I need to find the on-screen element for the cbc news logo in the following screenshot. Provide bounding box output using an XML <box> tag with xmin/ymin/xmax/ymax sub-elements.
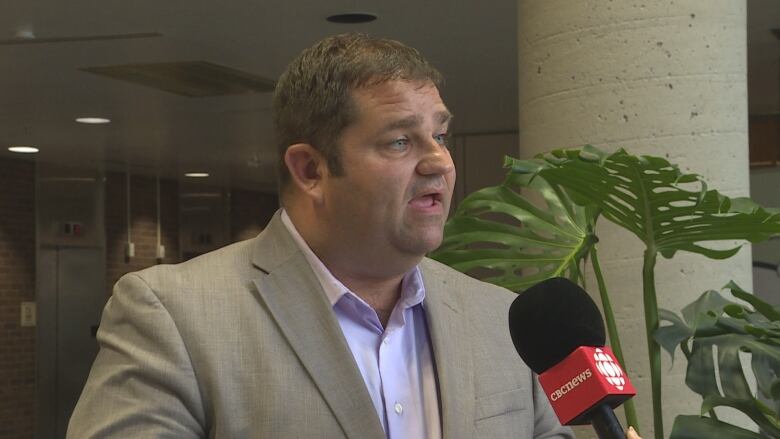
<box><xmin>593</xmin><ymin>348</ymin><xmax>625</xmax><ymax>391</ymax></box>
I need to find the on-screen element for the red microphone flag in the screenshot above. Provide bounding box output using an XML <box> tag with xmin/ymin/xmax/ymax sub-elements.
<box><xmin>538</xmin><ymin>346</ymin><xmax>636</xmax><ymax>425</ymax></box>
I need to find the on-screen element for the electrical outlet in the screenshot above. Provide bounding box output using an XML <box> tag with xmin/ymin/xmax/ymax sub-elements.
<box><xmin>20</xmin><ymin>302</ymin><xmax>36</xmax><ymax>327</ymax></box>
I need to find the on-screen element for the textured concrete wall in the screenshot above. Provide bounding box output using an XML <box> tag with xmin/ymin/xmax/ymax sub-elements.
<box><xmin>518</xmin><ymin>1</ymin><xmax>751</xmax><ymax>437</ymax></box>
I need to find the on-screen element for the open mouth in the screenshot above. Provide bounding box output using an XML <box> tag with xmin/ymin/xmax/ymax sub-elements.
<box><xmin>409</xmin><ymin>192</ymin><xmax>443</xmax><ymax>208</ymax></box>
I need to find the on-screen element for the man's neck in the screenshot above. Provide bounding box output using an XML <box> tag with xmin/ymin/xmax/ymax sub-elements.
<box><xmin>284</xmin><ymin>205</ymin><xmax>415</xmax><ymax>327</ymax></box>
<box><xmin>329</xmin><ymin>269</ymin><xmax>404</xmax><ymax>328</ymax></box>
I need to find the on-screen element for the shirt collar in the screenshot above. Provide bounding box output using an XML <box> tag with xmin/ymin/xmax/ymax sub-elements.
<box><xmin>280</xmin><ymin>208</ymin><xmax>425</xmax><ymax>309</ymax></box>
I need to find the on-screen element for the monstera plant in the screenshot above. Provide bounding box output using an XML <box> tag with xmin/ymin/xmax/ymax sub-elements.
<box><xmin>431</xmin><ymin>145</ymin><xmax>780</xmax><ymax>439</ymax></box>
<box><xmin>656</xmin><ymin>282</ymin><xmax>780</xmax><ymax>438</ymax></box>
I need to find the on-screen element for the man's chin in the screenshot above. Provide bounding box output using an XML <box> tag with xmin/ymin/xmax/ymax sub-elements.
<box><xmin>399</xmin><ymin>233</ymin><xmax>444</xmax><ymax>257</ymax></box>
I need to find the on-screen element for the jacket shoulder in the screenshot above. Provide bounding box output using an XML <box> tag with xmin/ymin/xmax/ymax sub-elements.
<box><xmin>118</xmin><ymin>237</ymin><xmax>258</xmax><ymax>301</ymax></box>
<box><xmin>421</xmin><ymin>257</ymin><xmax>517</xmax><ymax>308</ymax></box>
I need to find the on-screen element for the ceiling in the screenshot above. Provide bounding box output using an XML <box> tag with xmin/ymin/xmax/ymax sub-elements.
<box><xmin>1</xmin><ymin>0</ymin><xmax>777</xmax><ymax>193</ymax></box>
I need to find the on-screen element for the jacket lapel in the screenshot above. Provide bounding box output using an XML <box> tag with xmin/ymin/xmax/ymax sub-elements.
<box><xmin>421</xmin><ymin>259</ymin><xmax>477</xmax><ymax>439</ymax></box>
<box><xmin>249</xmin><ymin>212</ymin><xmax>386</xmax><ymax>439</ymax></box>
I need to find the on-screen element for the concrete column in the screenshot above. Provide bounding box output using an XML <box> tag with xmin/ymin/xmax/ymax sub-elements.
<box><xmin>517</xmin><ymin>1</ymin><xmax>751</xmax><ymax>438</ymax></box>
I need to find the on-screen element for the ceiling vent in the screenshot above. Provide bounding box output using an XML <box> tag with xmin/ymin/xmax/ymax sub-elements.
<box><xmin>81</xmin><ymin>61</ymin><xmax>275</xmax><ymax>97</ymax></box>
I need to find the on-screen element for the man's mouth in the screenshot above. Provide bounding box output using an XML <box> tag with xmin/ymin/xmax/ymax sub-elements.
<box><xmin>409</xmin><ymin>192</ymin><xmax>443</xmax><ymax>208</ymax></box>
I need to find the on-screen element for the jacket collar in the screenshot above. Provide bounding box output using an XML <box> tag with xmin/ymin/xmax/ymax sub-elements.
<box><xmin>250</xmin><ymin>211</ymin><xmax>386</xmax><ymax>439</ymax></box>
<box><xmin>420</xmin><ymin>258</ymin><xmax>477</xmax><ymax>439</ymax></box>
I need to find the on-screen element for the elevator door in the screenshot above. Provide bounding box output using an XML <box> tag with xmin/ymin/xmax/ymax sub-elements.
<box><xmin>38</xmin><ymin>246</ymin><xmax>105</xmax><ymax>439</ymax></box>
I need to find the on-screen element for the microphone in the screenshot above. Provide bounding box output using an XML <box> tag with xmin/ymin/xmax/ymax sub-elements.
<box><xmin>508</xmin><ymin>277</ymin><xmax>636</xmax><ymax>439</ymax></box>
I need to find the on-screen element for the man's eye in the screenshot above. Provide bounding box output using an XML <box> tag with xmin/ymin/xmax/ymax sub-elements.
<box><xmin>389</xmin><ymin>138</ymin><xmax>410</xmax><ymax>150</ymax></box>
<box><xmin>434</xmin><ymin>133</ymin><xmax>449</xmax><ymax>146</ymax></box>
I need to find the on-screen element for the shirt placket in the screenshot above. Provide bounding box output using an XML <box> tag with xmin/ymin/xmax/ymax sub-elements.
<box><xmin>379</xmin><ymin>310</ymin><xmax>416</xmax><ymax>439</ymax></box>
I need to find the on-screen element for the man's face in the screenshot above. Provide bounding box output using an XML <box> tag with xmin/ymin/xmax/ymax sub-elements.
<box><xmin>319</xmin><ymin>80</ymin><xmax>455</xmax><ymax>267</ymax></box>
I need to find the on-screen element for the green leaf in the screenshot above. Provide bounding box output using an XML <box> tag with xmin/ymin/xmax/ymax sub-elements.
<box><xmin>702</xmin><ymin>395</ymin><xmax>780</xmax><ymax>437</ymax></box>
<box><xmin>506</xmin><ymin>147</ymin><xmax>780</xmax><ymax>260</ymax></box>
<box><xmin>430</xmin><ymin>170</ymin><xmax>597</xmax><ymax>292</ymax></box>
<box><xmin>681</xmin><ymin>290</ymin><xmax>731</xmax><ymax>334</ymax></box>
<box><xmin>676</xmin><ymin>284</ymin><xmax>780</xmax><ymax>431</ymax></box>
<box><xmin>688</xmin><ymin>332</ymin><xmax>780</xmax><ymax>401</ymax></box>
<box><xmin>753</xmin><ymin>349</ymin><xmax>780</xmax><ymax>417</ymax></box>
<box><xmin>773</xmin><ymin>381</ymin><xmax>780</xmax><ymax>416</ymax></box>
<box><xmin>725</xmin><ymin>281</ymin><xmax>780</xmax><ymax>322</ymax></box>
<box><xmin>670</xmin><ymin>415</ymin><xmax>766</xmax><ymax>439</ymax></box>
<box><xmin>753</xmin><ymin>352</ymin><xmax>778</xmax><ymax>400</ymax></box>
<box><xmin>715</xmin><ymin>337</ymin><xmax>753</xmax><ymax>399</ymax></box>
<box><xmin>686</xmin><ymin>338</ymin><xmax>720</xmax><ymax>397</ymax></box>
<box><xmin>654</xmin><ymin>308</ymin><xmax>692</xmax><ymax>366</ymax></box>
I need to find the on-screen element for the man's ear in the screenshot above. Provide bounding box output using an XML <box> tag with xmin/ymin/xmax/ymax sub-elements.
<box><xmin>284</xmin><ymin>143</ymin><xmax>327</xmax><ymax>202</ymax></box>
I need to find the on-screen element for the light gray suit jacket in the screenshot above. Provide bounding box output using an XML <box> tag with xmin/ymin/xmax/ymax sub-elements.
<box><xmin>68</xmin><ymin>212</ymin><xmax>573</xmax><ymax>438</ymax></box>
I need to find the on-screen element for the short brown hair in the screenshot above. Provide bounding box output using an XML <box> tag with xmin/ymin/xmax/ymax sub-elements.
<box><xmin>272</xmin><ymin>33</ymin><xmax>444</xmax><ymax>194</ymax></box>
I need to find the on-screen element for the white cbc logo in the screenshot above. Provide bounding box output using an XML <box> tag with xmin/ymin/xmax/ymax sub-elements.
<box><xmin>594</xmin><ymin>348</ymin><xmax>625</xmax><ymax>391</ymax></box>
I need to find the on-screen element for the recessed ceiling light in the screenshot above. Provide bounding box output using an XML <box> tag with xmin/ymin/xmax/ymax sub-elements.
<box><xmin>76</xmin><ymin>117</ymin><xmax>111</xmax><ymax>124</ymax></box>
<box><xmin>8</xmin><ymin>145</ymin><xmax>39</xmax><ymax>153</ymax></box>
<box><xmin>326</xmin><ymin>12</ymin><xmax>378</xmax><ymax>24</ymax></box>
<box><xmin>184</xmin><ymin>172</ymin><xmax>209</xmax><ymax>178</ymax></box>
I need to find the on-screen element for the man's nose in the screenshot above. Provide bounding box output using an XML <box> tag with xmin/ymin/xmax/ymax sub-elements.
<box><xmin>417</xmin><ymin>140</ymin><xmax>455</xmax><ymax>176</ymax></box>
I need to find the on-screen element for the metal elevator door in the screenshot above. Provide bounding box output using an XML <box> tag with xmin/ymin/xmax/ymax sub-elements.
<box><xmin>37</xmin><ymin>245</ymin><xmax>105</xmax><ymax>439</ymax></box>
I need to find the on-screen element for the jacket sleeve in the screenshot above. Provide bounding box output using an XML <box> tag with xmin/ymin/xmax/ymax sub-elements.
<box><xmin>67</xmin><ymin>273</ymin><xmax>207</xmax><ymax>438</ymax></box>
<box><xmin>532</xmin><ymin>373</ymin><xmax>576</xmax><ymax>439</ymax></box>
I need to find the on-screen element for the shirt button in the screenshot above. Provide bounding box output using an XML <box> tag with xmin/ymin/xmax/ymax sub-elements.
<box><xmin>394</xmin><ymin>402</ymin><xmax>403</xmax><ymax>415</ymax></box>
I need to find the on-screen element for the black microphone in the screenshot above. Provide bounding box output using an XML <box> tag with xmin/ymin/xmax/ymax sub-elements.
<box><xmin>508</xmin><ymin>277</ymin><xmax>636</xmax><ymax>439</ymax></box>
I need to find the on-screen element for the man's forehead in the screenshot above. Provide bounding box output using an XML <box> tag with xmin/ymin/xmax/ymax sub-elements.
<box><xmin>350</xmin><ymin>79</ymin><xmax>452</xmax><ymax>122</ymax></box>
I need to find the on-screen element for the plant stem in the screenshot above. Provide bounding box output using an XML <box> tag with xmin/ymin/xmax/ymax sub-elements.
<box><xmin>643</xmin><ymin>248</ymin><xmax>663</xmax><ymax>439</ymax></box>
<box><xmin>591</xmin><ymin>247</ymin><xmax>640</xmax><ymax>432</ymax></box>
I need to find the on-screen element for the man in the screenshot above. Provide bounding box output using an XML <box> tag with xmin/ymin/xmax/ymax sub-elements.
<box><xmin>68</xmin><ymin>33</ymin><xmax>602</xmax><ymax>438</ymax></box>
